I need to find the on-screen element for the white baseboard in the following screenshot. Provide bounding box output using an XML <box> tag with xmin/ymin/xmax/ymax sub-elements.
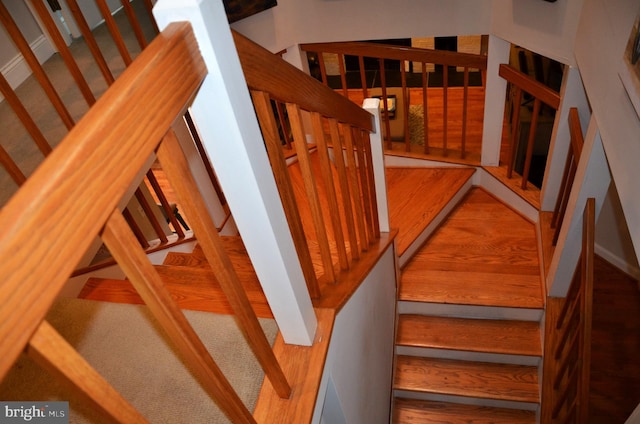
<box><xmin>595</xmin><ymin>242</ymin><xmax>640</xmax><ymax>280</ymax></box>
<box><xmin>0</xmin><ymin>34</ymin><xmax>55</xmax><ymax>102</ymax></box>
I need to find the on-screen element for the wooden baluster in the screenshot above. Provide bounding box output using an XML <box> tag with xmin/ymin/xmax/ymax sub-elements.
<box><xmin>358</xmin><ymin>56</ymin><xmax>368</xmax><ymax>99</ymax></box>
<box><xmin>521</xmin><ymin>98</ymin><xmax>541</xmax><ymax>190</ymax></box>
<box><xmin>342</xmin><ymin>123</ymin><xmax>369</xmax><ymax>250</ymax></box>
<box><xmin>310</xmin><ymin>112</ymin><xmax>349</xmax><ymax>270</ymax></box>
<box><xmin>146</xmin><ymin>170</ymin><xmax>186</xmax><ymax>239</ymax></box>
<box><xmin>338</xmin><ymin>53</ymin><xmax>348</xmax><ymax>97</ymax></box>
<box><xmin>134</xmin><ymin>188</ymin><xmax>169</xmax><ymax>244</ymax></box>
<box><xmin>328</xmin><ymin>118</ymin><xmax>360</xmax><ymax>260</ymax></box>
<box><xmin>156</xmin><ymin>129</ymin><xmax>291</xmax><ymax>398</ymax></box>
<box><xmin>579</xmin><ymin>197</ymin><xmax>595</xmax><ymax>423</ymax></box>
<box><xmin>274</xmin><ymin>101</ymin><xmax>292</xmax><ymax>149</ymax></box>
<box><xmin>442</xmin><ymin>62</ymin><xmax>449</xmax><ymax>156</ymax></box>
<box><xmin>0</xmin><ymin>72</ymin><xmax>51</xmax><ymax>156</ymax></box>
<box><xmin>120</xmin><ymin>0</ymin><xmax>148</xmax><ymax>49</ymax></box>
<box><xmin>66</xmin><ymin>0</ymin><xmax>115</xmax><ymax>85</ymax></box>
<box><xmin>378</xmin><ymin>59</ymin><xmax>392</xmax><ymax>149</ymax></box>
<box><xmin>401</xmin><ymin>62</ymin><xmax>410</xmax><ymax>151</ymax></box>
<box><xmin>317</xmin><ymin>52</ymin><xmax>329</xmax><ymax>86</ymax></box>
<box><xmin>0</xmin><ymin>1</ymin><xmax>74</xmax><ymax>129</ymax></box>
<box><xmin>287</xmin><ymin>103</ymin><xmax>337</xmax><ymax>283</ymax></box>
<box><xmin>422</xmin><ymin>63</ymin><xmax>430</xmax><ymax>154</ymax></box>
<box><xmin>95</xmin><ymin>0</ymin><xmax>133</xmax><ymax>66</ymax></box>
<box><xmin>507</xmin><ymin>86</ymin><xmax>522</xmax><ymax>178</ymax></box>
<box><xmin>354</xmin><ymin>129</ymin><xmax>375</xmax><ymax>243</ymax></box>
<box><xmin>29</xmin><ymin>0</ymin><xmax>96</xmax><ymax>106</ymax></box>
<box><xmin>0</xmin><ymin>145</ymin><xmax>26</xmax><ymax>186</ymax></box>
<box><xmin>140</xmin><ymin>0</ymin><xmax>159</xmax><ymax>33</ymax></box>
<box><xmin>102</xmin><ymin>210</ymin><xmax>258</xmax><ymax>423</ymax></box>
<box><xmin>251</xmin><ymin>90</ymin><xmax>321</xmax><ymax>297</ymax></box>
<box><xmin>541</xmin><ymin>296</ymin><xmax>563</xmax><ymax>423</ymax></box>
<box><xmin>27</xmin><ymin>321</ymin><xmax>149</xmax><ymax>423</ymax></box>
<box><xmin>361</xmin><ymin>130</ymin><xmax>380</xmax><ymax>239</ymax></box>
<box><xmin>122</xmin><ymin>207</ymin><xmax>150</xmax><ymax>249</ymax></box>
<box><xmin>461</xmin><ymin>67</ymin><xmax>469</xmax><ymax>159</ymax></box>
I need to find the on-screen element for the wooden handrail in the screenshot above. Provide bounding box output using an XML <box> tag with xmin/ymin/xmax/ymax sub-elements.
<box><xmin>542</xmin><ymin>198</ymin><xmax>595</xmax><ymax>422</ymax></box>
<box><xmin>233</xmin><ymin>32</ymin><xmax>374</xmax><ymax>132</ymax></box>
<box><xmin>301</xmin><ymin>41</ymin><xmax>488</xmax><ymax>69</ymax></box>
<box><xmin>499</xmin><ymin>63</ymin><xmax>560</xmax><ymax>189</ymax></box>
<box><xmin>300</xmin><ymin>40</ymin><xmax>487</xmax><ymax>158</ymax></box>
<box><xmin>0</xmin><ymin>23</ymin><xmax>285</xmax><ymax>422</ymax></box>
<box><xmin>551</xmin><ymin>108</ymin><xmax>585</xmax><ymax>245</ymax></box>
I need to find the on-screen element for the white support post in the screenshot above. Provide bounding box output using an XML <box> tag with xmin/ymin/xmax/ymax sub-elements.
<box><xmin>153</xmin><ymin>0</ymin><xmax>317</xmax><ymax>345</ymax></box>
<box><xmin>481</xmin><ymin>34</ymin><xmax>510</xmax><ymax>166</ymax></box>
<box><xmin>363</xmin><ymin>98</ymin><xmax>390</xmax><ymax>233</ymax></box>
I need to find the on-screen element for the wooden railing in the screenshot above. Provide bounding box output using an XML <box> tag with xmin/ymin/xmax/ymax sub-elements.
<box><xmin>300</xmin><ymin>41</ymin><xmax>487</xmax><ymax>161</ymax></box>
<box><xmin>234</xmin><ymin>32</ymin><xmax>381</xmax><ymax>298</ymax></box>
<box><xmin>499</xmin><ymin>63</ymin><xmax>561</xmax><ymax>189</ymax></box>
<box><xmin>551</xmin><ymin>108</ymin><xmax>585</xmax><ymax>245</ymax></box>
<box><xmin>0</xmin><ymin>0</ymin><xmax>213</xmax><ymax>262</ymax></box>
<box><xmin>542</xmin><ymin>198</ymin><xmax>595</xmax><ymax>423</ymax></box>
<box><xmin>0</xmin><ymin>23</ymin><xmax>288</xmax><ymax>423</ymax></box>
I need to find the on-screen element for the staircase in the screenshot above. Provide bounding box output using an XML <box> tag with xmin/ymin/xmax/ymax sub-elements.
<box><xmin>390</xmin><ymin>175</ymin><xmax>545</xmax><ymax>423</ymax></box>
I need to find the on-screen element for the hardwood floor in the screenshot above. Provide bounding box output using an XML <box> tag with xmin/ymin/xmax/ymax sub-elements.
<box><xmin>589</xmin><ymin>257</ymin><xmax>640</xmax><ymax>423</ymax></box>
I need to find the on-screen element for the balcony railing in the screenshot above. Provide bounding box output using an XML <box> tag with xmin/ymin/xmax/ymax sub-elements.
<box><xmin>300</xmin><ymin>40</ymin><xmax>487</xmax><ymax>162</ymax></box>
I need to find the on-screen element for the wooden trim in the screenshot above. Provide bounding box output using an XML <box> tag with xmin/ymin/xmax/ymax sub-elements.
<box><xmin>233</xmin><ymin>31</ymin><xmax>373</xmax><ymax>132</ymax></box>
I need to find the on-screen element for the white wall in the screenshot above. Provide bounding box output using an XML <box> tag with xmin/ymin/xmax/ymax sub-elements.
<box><xmin>231</xmin><ymin>0</ymin><xmax>492</xmax><ymax>53</ymax></box>
<box><xmin>313</xmin><ymin>246</ymin><xmax>397</xmax><ymax>424</ymax></box>
<box><xmin>573</xmin><ymin>0</ymin><xmax>640</xmax><ymax>268</ymax></box>
<box><xmin>490</xmin><ymin>0</ymin><xmax>584</xmax><ymax>67</ymax></box>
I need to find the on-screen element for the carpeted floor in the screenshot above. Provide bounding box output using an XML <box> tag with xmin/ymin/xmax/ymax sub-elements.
<box><xmin>0</xmin><ymin>298</ymin><xmax>277</xmax><ymax>423</ymax></box>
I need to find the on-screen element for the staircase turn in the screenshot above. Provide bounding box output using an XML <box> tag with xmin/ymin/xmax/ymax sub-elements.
<box><xmin>390</xmin><ymin>180</ymin><xmax>544</xmax><ymax>423</ymax></box>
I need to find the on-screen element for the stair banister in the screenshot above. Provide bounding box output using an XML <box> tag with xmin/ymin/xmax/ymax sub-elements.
<box><xmin>153</xmin><ymin>0</ymin><xmax>318</xmax><ymax>346</ymax></box>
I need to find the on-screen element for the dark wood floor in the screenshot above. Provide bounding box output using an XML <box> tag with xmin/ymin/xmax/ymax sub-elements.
<box><xmin>589</xmin><ymin>256</ymin><xmax>640</xmax><ymax>423</ymax></box>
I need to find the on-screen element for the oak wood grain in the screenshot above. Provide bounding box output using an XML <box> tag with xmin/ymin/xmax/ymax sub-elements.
<box><xmin>393</xmin><ymin>398</ymin><xmax>536</xmax><ymax>424</ymax></box>
<box><xmin>395</xmin><ymin>356</ymin><xmax>539</xmax><ymax>403</ymax></box>
<box><xmin>397</xmin><ymin>314</ymin><xmax>541</xmax><ymax>356</ymax></box>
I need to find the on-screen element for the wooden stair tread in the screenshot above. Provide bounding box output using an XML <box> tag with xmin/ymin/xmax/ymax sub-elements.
<box><xmin>397</xmin><ymin>315</ymin><xmax>541</xmax><ymax>356</ymax></box>
<box><xmin>79</xmin><ymin>264</ymin><xmax>272</xmax><ymax>318</ymax></box>
<box><xmin>399</xmin><ymin>270</ymin><xmax>543</xmax><ymax>308</ymax></box>
<box><xmin>394</xmin><ymin>356</ymin><xmax>539</xmax><ymax>403</ymax></box>
<box><xmin>386</xmin><ymin>167</ymin><xmax>475</xmax><ymax>257</ymax></box>
<box><xmin>393</xmin><ymin>398</ymin><xmax>536</xmax><ymax>424</ymax></box>
<box><xmin>400</xmin><ymin>187</ymin><xmax>543</xmax><ymax>309</ymax></box>
<box><xmin>163</xmin><ymin>237</ymin><xmax>245</xmax><ymax>267</ymax></box>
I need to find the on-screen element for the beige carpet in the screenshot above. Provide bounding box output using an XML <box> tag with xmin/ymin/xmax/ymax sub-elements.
<box><xmin>0</xmin><ymin>298</ymin><xmax>277</xmax><ymax>423</ymax></box>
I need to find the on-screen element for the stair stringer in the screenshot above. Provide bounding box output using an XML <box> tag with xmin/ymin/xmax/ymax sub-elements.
<box><xmin>473</xmin><ymin>168</ymin><xmax>539</xmax><ymax>222</ymax></box>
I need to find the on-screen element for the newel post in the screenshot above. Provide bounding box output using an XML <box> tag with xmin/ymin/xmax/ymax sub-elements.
<box><xmin>153</xmin><ymin>0</ymin><xmax>317</xmax><ymax>345</ymax></box>
<box><xmin>363</xmin><ymin>98</ymin><xmax>390</xmax><ymax>233</ymax></box>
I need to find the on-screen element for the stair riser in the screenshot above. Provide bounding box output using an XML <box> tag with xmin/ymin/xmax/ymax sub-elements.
<box><xmin>398</xmin><ymin>178</ymin><xmax>473</xmax><ymax>268</ymax></box>
<box><xmin>398</xmin><ymin>301</ymin><xmax>543</xmax><ymax>322</ymax></box>
<box><xmin>393</xmin><ymin>390</ymin><xmax>540</xmax><ymax>412</ymax></box>
<box><xmin>395</xmin><ymin>346</ymin><xmax>541</xmax><ymax>366</ymax></box>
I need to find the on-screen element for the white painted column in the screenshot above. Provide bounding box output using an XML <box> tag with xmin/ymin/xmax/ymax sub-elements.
<box><xmin>363</xmin><ymin>98</ymin><xmax>390</xmax><ymax>233</ymax></box>
<box><xmin>481</xmin><ymin>34</ymin><xmax>510</xmax><ymax>166</ymax></box>
<box><xmin>153</xmin><ymin>0</ymin><xmax>317</xmax><ymax>345</ymax></box>
<box><xmin>540</xmin><ymin>66</ymin><xmax>590</xmax><ymax>211</ymax></box>
<box><xmin>547</xmin><ymin>117</ymin><xmax>610</xmax><ymax>297</ymax></box>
